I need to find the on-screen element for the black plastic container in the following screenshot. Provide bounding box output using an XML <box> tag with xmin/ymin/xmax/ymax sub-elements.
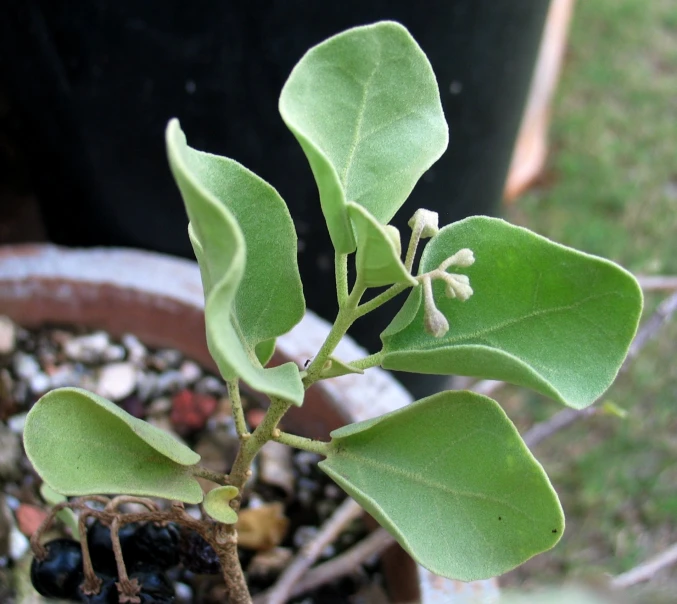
<box><xmin>0</xmin><ymin>0</ymin><xmax>550</xmax><ymax>396</ymax></box>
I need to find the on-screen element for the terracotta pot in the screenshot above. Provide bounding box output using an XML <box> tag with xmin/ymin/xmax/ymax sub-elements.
<box><xmin>0</xmin><ymin>244</ymin><xmax>499</xmax><ymax>603</ymax></box>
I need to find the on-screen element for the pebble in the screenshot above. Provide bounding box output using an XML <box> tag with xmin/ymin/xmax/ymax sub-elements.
<box><xmin>102</xmin><ymin>344</ymin><xmax>126</xmax><ymax>362</ymax></box>
<box><xmin>293</xmin><ymin>525</ymin><xmax>319</xmax><ymax>549</ymax></box>
<box><xmin>121</xmin><ymin>333</ymin><xmax>147</xmax><ymax>365</ymax></box>
<box><xmin>195</xmin><ymin>375</ymin><xmax>226</xmax><ymax>396</ymax></box>
<box><xmin>175</xmin><ymin>582</ymin><xmax>193</xmax><ymax>604</ymax></box>
<box><xmin>155</xmin><ymin>369</ymin><xmax>185</xmax><ymax>393</ymax></box>
<box><xmin>136</xmin><ymin>371</ymin><xmax>159</xmax><ymax>401</ymax></box>
<box><xmin>0</xmin><ymin>316</ymin><xmax>16</xmax><ymax>355</ymax></box>
<box><xmin>29</xmin><ymin>372</ymin><xmax>50</xmax><ymax>395</ymax></box>
<box><xmin>12</xmin><ymin>353</ymin><xmax>40</xmax><ymax>381</ymax></box>
<box><xmin>47</xmin><ymin>363</ymin><xmax>81</xmax><ymax>388</ymax></box>
<box><xmin>97</xmin><ymin>362</ymin><xmax>137</xmax><ymax>401</ymax></box>
<box><xmin>63</xmin><ymin>331</ymin><xmax>110</xmax><ymax>363</ymax></box>
<box><xmin>147</xmin><ymin>397</ymin><xmax>172</xmax><ymax>417</ymax></box>
<box><xmin>0</xmin><ymin>425</ymin><xmax>21</xmax><ymax>481</ymax></box>
<box><xmin>9</xmin><ymin>525</ymin><xmax>29</xmax><ymax>560</ymax></box>
<box><xmin>170</xmin><ymin>389</ymin><xmax>217</xmax><ymax>434</ymax></box>
<box><xmin>295</xmin><ymin>452</ymin><xmax>321</xmax><ymax>476</ymax></box>
<box><xmin>7</xmin><ymin>412</ymin><xmax>27</xmax><ymax>435</ymax></box>
<box><xmin>150</xmin><ymin>348</ymin><xmax>183</xmax><ymax>371</ymax></box>
<box><xmin>15</xmin><ymin>504</ymin><xmax>48</xmax><ymax>537</ymax></box>
<box><xmin>179</xmin><ymin>360</ymin><xmax>202</xmax><ymax>384</ymax></box>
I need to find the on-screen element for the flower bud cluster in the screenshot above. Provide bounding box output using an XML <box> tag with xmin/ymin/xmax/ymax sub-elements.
<box><xmin>420</xmin><ymin>248</ymin><xmax>475</xmax><ymax>338</ymax></box>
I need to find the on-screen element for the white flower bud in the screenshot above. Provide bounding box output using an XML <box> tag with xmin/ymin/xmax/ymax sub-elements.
<box><xmin>407</xmin><ymin>209</ymin><xmax>439</xmax><ymax>239</ymax></box>
<box><xmin>424</xmin><ymin>306</ymin><xmax>449</xmax><ymax>338</ymax></box>
<box><xmin>441</xmin><ymin>273</ymin><xmax>473</xmax><ymax>301</ymax></box>
<box><xmin>448</xmin><ymin>248</ymin><xmax>475</xmax><ymax>267</ymax></box>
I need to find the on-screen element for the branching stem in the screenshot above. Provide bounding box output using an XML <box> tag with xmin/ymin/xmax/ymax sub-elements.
<box><xmin>273</xmin><ymin>431</ymin><xmax>332</xmax><ymax>456</ymax></box>
<box><xmin>227</xmin><ymin>379</ymin><xmax>249</xmax><ymax>438</ymax></box>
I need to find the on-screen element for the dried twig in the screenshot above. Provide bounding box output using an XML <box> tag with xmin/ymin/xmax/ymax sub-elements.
<box><xmin>288</xmin><ymin>528</ymin><xmax>395</xmax><ymax>600</ymax></box>
<box><xmin>635</xmin><ymin>275</ymin><xmax>677</xmax><ymax>292</ymax></box>
<box><xmin>524</xmin><ymin>290</ymin><xmax>677</xmax><ymax>448</ymax></box>
<box><xmin>261</xmin><ymin>497</ymin><xmax>365</xmax><ymax>604</ymax></box>
<box><xmin>610</xmin><ymin>542</ymin><xmax>677</xmax><ymax>589</ymax></box>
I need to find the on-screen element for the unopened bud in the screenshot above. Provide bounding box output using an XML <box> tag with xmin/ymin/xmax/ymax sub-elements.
<box><xmin>408</xmin><ymin>209</ymin><xmax>439</xmax><ymax>239</ymax></box>
<box><xmin>424</xmin><ymin>306</ymin><xmax>450</xmax><ymax>338</ymax></box>
<box><xmin>444</xmin><ymin>275</ymin><xmax>474</xmax><ymax>301</ymax></box>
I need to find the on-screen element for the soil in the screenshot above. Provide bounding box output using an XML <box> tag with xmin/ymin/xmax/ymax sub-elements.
<box><xmin>0</xmin><ymin>320</ymin><xmax>390</xmax><ymax>603</ymax></box>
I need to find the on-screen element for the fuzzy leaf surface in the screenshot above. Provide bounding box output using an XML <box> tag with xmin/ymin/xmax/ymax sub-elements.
<box><xmin>167</xmin><ymin>120</ymin><xmax>304</xmax><ymax>405</ymax></box>
<box><xmin>320</xmin><ymin>391</ymin><xmax>564</xmax><ymax>581</ymax></box>
<box><xmin>382</xmin><ymin>217</ymin><xmax>643</xmax><ymax>409</ymax></box>
<box><xmin>348</xmin><ymin>203</ymin><xmax>416</xmax><ymax>288</ymax></box>
<box><xmin>204</xmin><ymin>486</ymin><xmax>239</xmax><ymax>524</ymax></box>
<box><xmin>280</xmin><ymin>21</ymin><xmax>448</xmax><ymax>253</ymax></box>
<box><xmin>24</xmin><ymin>388</ymin><xmax>203</xmax><ymax>503</ymax></box>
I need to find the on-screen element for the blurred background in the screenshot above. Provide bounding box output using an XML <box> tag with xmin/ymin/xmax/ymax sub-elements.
<box><xmin>1</xmin><ymin>0</ymin><xmax>676</xmax><ymax>601</ymax></box>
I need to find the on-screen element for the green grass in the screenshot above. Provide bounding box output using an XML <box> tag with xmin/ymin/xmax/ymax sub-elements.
<box><xmin>501</xmin><ymin>0</ymin><xmax>677</xmax><ymax>600</ymax></box>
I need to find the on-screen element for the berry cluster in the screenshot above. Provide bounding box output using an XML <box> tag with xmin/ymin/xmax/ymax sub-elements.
<box><xmin>31</xmin><ymin>521</ymin><xmax>179</xmax><ymax>603</ymax></box>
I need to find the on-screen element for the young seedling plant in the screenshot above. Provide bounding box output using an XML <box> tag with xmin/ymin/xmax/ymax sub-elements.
<box><xmin>23</xmin><ymin>21</ymin><xmax>643</xmax><ymax>604</ymax></box>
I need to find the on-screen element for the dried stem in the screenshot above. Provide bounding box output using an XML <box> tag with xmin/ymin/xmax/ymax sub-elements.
<box><xmin>269</xmin><ymin>528</ymin><xmax>396</xmax><ymax>602</ymax></box>
<box><xmin>524</xmin><ymin>290</ymin><xmax>677</xmax><ymax>448</ymax></box>
<box><xmin>263</xmin><ymin>497</ymin><xmax>365</xmax><ymax>604</ymax></box>
<box><xmin>610</xmin><ymin>542</ymin><xmax>677</xmax><ymax>589</ymax></box>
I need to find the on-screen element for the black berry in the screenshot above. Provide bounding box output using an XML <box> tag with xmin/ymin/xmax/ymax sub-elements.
<box><xmin>178</xmin><ymin>530</ymin><xmax>221</xmax><ymax>574</ymax></box>
<box><xmin>130</xmin><ymin>570</ymin><xmax>175</xmax><ymax>602</ymax></box>
<box><xmin>31</xmin><ymin>538</ymin><xmax>83</xmax><ymax>600</ymax></box>
<box><xmin>129</xmin><ymin>523</ymin><xmax>180</xmax><ymax>570</ymax></box>
<box><xmin>87</xmin><ymin>521</ymin><xmax>139</xmax><ymax>575</ymax></box>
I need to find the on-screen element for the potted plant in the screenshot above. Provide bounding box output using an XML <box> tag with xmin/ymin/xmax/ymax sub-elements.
<box><xmin>10</xmin><ymin>21</ymin><xmax>641</xmax><ymax>604</ymax></box>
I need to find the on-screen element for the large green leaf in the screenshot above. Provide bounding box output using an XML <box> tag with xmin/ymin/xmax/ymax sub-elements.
<box><xmin>320</xmin><ymin>391</ymin><xmax>564</xmax><ymax>581</ymax></box>
<box><xmin>280</xmin><ymin>21</ymin><xmax>448</xmax><ymax>253</ymax></box>
<box><xmin>348</xmin><ymin>203</ymin><xmax>416</xmax><ymax>288</ymax></box>
<box><xmin>382</xmin><ymin>217</ymin><xmax>643</xmax><ymax>409</ymax></box>
<box><xmin>167</xmin><ymin>120</ymin><xmax>304</xmax><ymax>405</ymax></box>
<box><xmin>24</xmin><ymin>388</ymin><xmax>203</xmax><ymax>503</ymax></box>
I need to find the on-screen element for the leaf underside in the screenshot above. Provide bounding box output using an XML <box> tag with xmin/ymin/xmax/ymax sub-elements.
<box><xmin>382</xmin><ymin>216</ymin><xmax>643</xmax><ymax>409</ymax></box>
<box><xmin>167</xmin><ymin>120</ymin><xmax>304</xmax><ymax>405</ymax></box>
<box><xmin>280</xmin><ymin>21</ymin><xmax>448</xmax><ymax>253</ymax></box>
<box><xmin>320</xmin><ymin>391</ymin><xmax>564</xmax><ymax>581</ymax></box>
<box><xmin>24</xmin><ymin>388</ymin><xmax>203</xmax><ymax>504</ymax></box>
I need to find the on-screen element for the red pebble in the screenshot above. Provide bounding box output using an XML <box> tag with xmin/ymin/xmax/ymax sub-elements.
<box><xmin>170</xmin><ymin>389</ymin><xmax>217</xmax><ymax>434</ymax></box>
<box><xmin>246</xmin><ymin>408</ymin><xmax>266</xmax><ymax>429</ymax></box>
<box><xmin>16</xmin><ymin>504</ymin><xmax>49</xmax><ymax>537</ymax></box>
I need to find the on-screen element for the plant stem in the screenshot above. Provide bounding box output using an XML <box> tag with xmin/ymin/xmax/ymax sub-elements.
<box><xmin>348</xmin><ymin>350</ymin><xmax>386</xmax><ymax>371</ymax></box>
<box><xmin>303</xmin><ymin>281</ymin><xmax>366</xmax><ymax>388</ymax></box>
<box><xmin>354</xmin><ymin>282</ymin><xmax>410</xmax><ymax>318</ymax></box>
<box><xmin>227</xmin><ymin>379</ymin><xmax>249</xmax><ymax>438</ymax></box>
<box><xmin>190</xmin><ymin>465</ymin><xmax>230</xmax><ymax>486</ymax></box>
<box><xmin>405</xmin><ymin>219</ymin><xmax>425</xmax><ymax>272</ymax></box>
<box><xmin>335</xmin><ymin>252</ymin><xmax>349</xmax><ymax>307</ymax></box>
<box><xmin>273</xmin><ymin>431</ymin><xmax>332</xmax><ymax>456</ymax></box>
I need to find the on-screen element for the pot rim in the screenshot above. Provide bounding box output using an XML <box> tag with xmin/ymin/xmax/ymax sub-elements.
<box><xmin>0</xmin><ymin>243</ymin><xmax>499</xmax><ymax>603</ymax></box>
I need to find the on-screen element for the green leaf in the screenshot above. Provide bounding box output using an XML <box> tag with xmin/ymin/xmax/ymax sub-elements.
<box><xmin>348</xmin><ymin>203</ymin><xmax>416</xmax><ymax>288</ymax></box>
<box><xmin>255</xmin><ymin>338</ymin><xmax>277</xmax><ymax>367</ymax></box>
<box><xmin>167</xmin><ymin>120</ymin><xmax>304</xmax><ymax>406</ymax></box>
<box><xmin>382</xmin><ymin>217</ymin><xmax>643</xmax><ymax>409</ymax></box>
<box><xmin>280</xmin><ymin>21</ymin><xmax>448</xmax><ymax>253</ymax></box>
<box><xmin>40</xmin><ymin>484</ymin><xmax>80</xmax><ymax>539</ymax></box>
<box><xmin>203</xmin><ymin>486</ymin><xmax>240</xmax><ymax>525</ymax></box>
<box><xmin>319</xmin><ymin>391</ymin><xmax>564</xmax><ymax>581</ymax></box>
<box><xmin>24</xmin><ymin>388</ymin><xmax>203</xmax><ymax>503</ymax></box>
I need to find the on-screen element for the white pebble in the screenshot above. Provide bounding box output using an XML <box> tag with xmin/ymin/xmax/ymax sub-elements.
<box><xmin>0</xmin><ymin>316</ymin><xmax>16</xmax><ymax>355</ymax></box>
<box><xmin>121</xmin><ymin>333</ymin><xmax>147</xmax><ymax>365</ymax></box>
<box><xmin>7</xmin><ymin>412</ymin><xmax>28</xmax><ymax>435</ymax></box>
<box><xmin>49</xmin><ymin>364</ymin><xmax>81</xmax><ymax>388</ymax></box>
<box><xmin>97</xmin><ymin>362</ymin><xmax>137</xmax><ymax>401</ymax></box>
<box><xmin>13</xmin><ymin>353</ymin><xmax>40</xmax><ymax>380</ymax></box>
<box><xmin>102</xmin><ymin>344</ymin><xmax>126</xmax><ymax>362</ymax></box>
<box><xmin>63</xmin><ymin>331</ymin><xmax>110</xmax><ymax>362</ymax></box>
<box><xmin>9</xmin><ymin>526</ymin><xmax>29</xmax><ymax>560</ymax></box>
<box><xmin>175</xmin><ymin>582</ymin><xmax>193</xmax><ymax>603</ymax></box>
<box><xmin>179</xmin><ymin>360</ymin><xmax>202</xmax><ymax>384</ymax></box>
<box><xmin>29</xmin><ymin>372</ymin><xmax>51</xmax><ymax>395</ymax></box>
